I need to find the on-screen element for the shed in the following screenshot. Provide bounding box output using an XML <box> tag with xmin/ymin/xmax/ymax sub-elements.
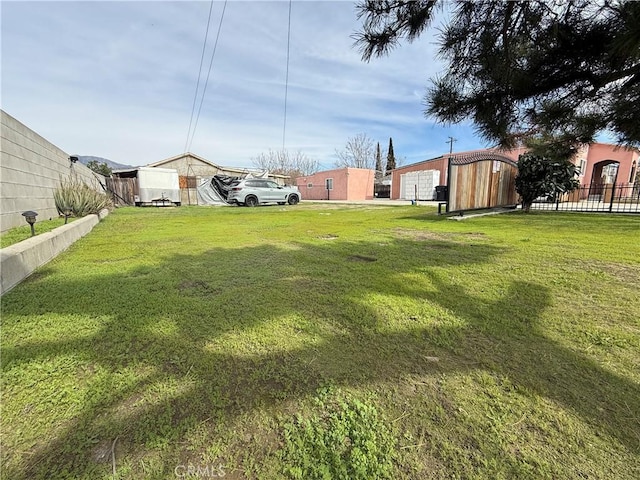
<box><xmin>296</xmin><ymin>168</ymin><xmax>375</xmax><ymax>201</ymax></box>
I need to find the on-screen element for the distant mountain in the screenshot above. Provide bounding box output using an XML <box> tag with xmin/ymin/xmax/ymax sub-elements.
<box><xmin>75</xmin><ymin>155</ymin><xmax>134</xmax><ymax>170</ymax></box>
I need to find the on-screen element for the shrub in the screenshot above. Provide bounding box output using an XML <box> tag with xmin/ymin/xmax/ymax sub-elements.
<box><xmin>53</xmin><ymin>176</ymin><xmax>112</xmax><ymax>217</ymax></box>
<box><xmin>515</xmin><ymin>153</ymin><xmax>580</xmax><ymax>212</ymax></box>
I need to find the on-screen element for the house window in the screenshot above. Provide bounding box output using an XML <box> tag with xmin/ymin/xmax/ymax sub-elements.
<box><xmin>325</xmin><ymin>178</ymin><xmax>333</xmax><ymax>190</ymax></box>
<box><xmin>307</xmin><ymin>183</ymin><xmax>313</xmax><ymax>188</ymax></box>
<box><xmin>578</xmin><ymin>159</ymin><xmax>586</xmax><ymax>176</ymax></box>
<box><xmin>630</xmin><ymin>161</ymin><xmax>637</xmax><ymax>183</ymax></box>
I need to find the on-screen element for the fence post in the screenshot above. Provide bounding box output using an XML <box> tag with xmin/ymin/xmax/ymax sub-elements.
<box><xmin>609</xmin><ymin>183</ymin><xmax>616</xmax><ymax>213</ymax></box>
<box><xmin>445</xmin><ymin>157</ymin><xmax>452</xmax><ymax>213</ymax></box>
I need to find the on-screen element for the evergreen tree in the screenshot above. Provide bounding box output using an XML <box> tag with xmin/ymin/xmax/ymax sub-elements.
<box><xmin>374</xmin><ymin>142</ymin><xmax>383</xmax><ymax>178</ymax></box>
<box><xmin>386</xmin><ymin>137</ymin><xmax>396</xmax><ymax>174</ymax></box>
<box><xmin>354</xmin><ymin>0</ymin><xmax>640</xmax><ymax>150</ymax></box>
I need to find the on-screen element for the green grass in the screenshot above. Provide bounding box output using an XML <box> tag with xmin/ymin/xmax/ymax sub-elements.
<box><xmin>1</xmin><ymin>205</ymin><xmax>639</xmax><ymax>479</ymax></box>
<box><xmin>1</xmin><ymin>216</ymin><xmax>76</xmax><ymax>248</ymax></box>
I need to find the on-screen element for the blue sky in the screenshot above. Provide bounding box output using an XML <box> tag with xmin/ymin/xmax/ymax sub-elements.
<box><xmin>2</xmin><ymin>0</ymin><xmax>485</xmax><ymax>169</ymax></box>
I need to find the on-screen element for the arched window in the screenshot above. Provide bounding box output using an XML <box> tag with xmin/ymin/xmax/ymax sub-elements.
<box><xmin>630</xmin><ymin>160</ymin><xmax>637</xmax><ymax>183</ymax></box>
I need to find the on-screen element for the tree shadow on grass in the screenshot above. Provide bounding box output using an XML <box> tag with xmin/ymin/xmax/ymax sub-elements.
<box><xmin>2</xmin><ymin>237</ymin><xmax>638</xmax><ymax>478</ymax></box>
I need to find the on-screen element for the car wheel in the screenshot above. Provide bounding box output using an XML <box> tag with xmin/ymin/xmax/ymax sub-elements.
<box><xmin>245</xmin><ymin>196</ymin><xmax>259</xmax><ymax>207</ymax></box>
<box><xmin>287</xmin><ymin>195</ymin><xmax>299</xmax><ymax>205</ymax></box>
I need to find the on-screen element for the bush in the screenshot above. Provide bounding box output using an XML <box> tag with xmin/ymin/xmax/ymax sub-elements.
<box><xmin>515</xmin><ymin>153</ymin><xmax>579</xmax><ymax>212</ymax></box>
<box><xmin>53</xmin><ymin>176</ymin><xmax>112</xmax><ymax>217</ymax></box>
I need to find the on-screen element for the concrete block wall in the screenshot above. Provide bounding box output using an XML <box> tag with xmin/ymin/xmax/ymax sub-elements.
<box><xmin>0</xmin><ymin>208</ymin><xmax>109</xmax><ymax>295</ymax></box>
<box><xmin>1</xmin><ymin>110</ymin><xmax>105</xmax><ymax>232</ymax></box>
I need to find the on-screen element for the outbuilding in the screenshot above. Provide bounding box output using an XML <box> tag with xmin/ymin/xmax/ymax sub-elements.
<box><xmin>296</xmin><ymin>167</ymin><xmax>375</xmax><ymax>201</ymax></box>
<box><xmin>147</xmin><ymin>152</ymin><xmax>290</xmax><ymax>205</ymax></box>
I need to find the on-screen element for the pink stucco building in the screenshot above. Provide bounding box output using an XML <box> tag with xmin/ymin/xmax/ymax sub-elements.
<box><xmin>389</xmin><ymin>143</ymin><xmax>638</xmax><ymax>200</ymax></box>
<box><xmin>574</xmin><ymin>142</ymin><xmax>638</xmax><ymax>188</ymax></box>
<box><xmin>296</xmin><ymin>167</ymin><xmax>375</xmax><ymax>201</ymax></box>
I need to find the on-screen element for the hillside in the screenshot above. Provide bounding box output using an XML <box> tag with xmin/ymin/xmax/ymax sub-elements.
<box><xmin>75</xmin><ymin>155</ymin><xmax>134</xmax><ymax>170</ymax></box>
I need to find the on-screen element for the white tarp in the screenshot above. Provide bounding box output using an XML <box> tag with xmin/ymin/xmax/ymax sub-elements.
<box><xmin>196</xmin><ymin>177</ymin><xmax>231</xmax><ymax>206</ymax></box>
<box><xmin>195</xmin><ymin>171</ymin><xmax>274</xmax><ymax>206</ymax></box>
<box><xmin>245</xmin><ymin>171</ymin><xmax>268</xmax><ymax>179</ymax></box>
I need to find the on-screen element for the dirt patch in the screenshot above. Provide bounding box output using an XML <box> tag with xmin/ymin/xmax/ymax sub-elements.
<box><xmin>576</xmin><ymin>260</ymin><xmax>640</xmax><ymax>285</ymax></box>
<box><xmin>394</xmin><ymin>228</ymin><xmax>488</xmax><ymax>243</ymax></box>
<box><xmin>178</xmin><ymin>280</ymin><xmax>218</xmax><ymax>296</ymax></box>
<box><xmin>393</xmin><ymin>228</ymin><xmax>454</xmax><ymax>241</ymax></box>
<box><xmin>318</xmin><ymin>234</ymin><xmax>339</xmax><ymax>240</ymax></box>
<box><xmin>179</xmin><ymin>280</ymin><xmax>209</xmax><ymax>290</ymax></box>
<box><xmin>461</xmin><ymin>232</ymin><xmax>488</xmax><ymax>240</ymax></box>
<box><xmin>91</xmin><ymin>439</ymin><xmax>118</xmax><ymax>464</ymax></box>
<box><xmin>347</xmin><ymin>255</ymin><xmax>377</xmax><ymax>262</ymax></box>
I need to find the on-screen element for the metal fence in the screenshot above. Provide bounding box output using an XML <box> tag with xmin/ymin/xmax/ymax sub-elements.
<box><xmin>531</xmin><ymin>184</ymin><xmax>640</xmax><ymax>213</ymax></box>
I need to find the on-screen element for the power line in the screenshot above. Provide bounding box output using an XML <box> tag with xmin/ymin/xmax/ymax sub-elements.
<box><xmin>184</xmin><ymin>0</ymin><xmax>215</xmax><ymax>154</ymax></box>
<box><xmin>282</xmin><ymin>0</ymin><xmax>292</xmax><ymax>152</ymax></box>
<box><xmin>186</xmin><ymin>0</ymin><xmax>229</xmax><ymax>153</ymax></box>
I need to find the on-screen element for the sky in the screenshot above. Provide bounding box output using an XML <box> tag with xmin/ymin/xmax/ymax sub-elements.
<box><xmin>1</xmin><ymin>0</ymin><xmax>486</xmax><ymax>170</ymax></box>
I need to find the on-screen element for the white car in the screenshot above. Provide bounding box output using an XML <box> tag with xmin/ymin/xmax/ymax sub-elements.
<box><xmin>227</xmin><ymin>179</ymin><xmax>301</xmax><ymax>206</ymax></box>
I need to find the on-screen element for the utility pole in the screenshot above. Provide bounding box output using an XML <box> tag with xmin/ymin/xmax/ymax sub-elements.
<box><xmin>445</xmin><ymin>136</ymin><xmax>457</xmax><ymax>199</ymax></box>
<box><xmin>447</xmin><ymin>136</ymin><xmax>457</xmax><ymax>155</ymax></box>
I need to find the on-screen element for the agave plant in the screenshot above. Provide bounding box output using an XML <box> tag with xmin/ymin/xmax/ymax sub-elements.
<box><xmin>54</xmin><ymin>175</ymin><xmax>112</xmax><ymax>218</ymax></box>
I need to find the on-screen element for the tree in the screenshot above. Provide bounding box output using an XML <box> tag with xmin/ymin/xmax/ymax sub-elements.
<box><xmin>386</xmin><ymin>137</ymin><xmax>396</xmax><ymax>173</ymax></box>
<box><xmin>524</xmin><ymin>133</ymin><xmax>580</xmax><ymax>164</ymax></box>
<box><xmin>515</xmin><ymin>154</ymin><xmax>580</xmax><ymax>212</ymax></box>
<box><xmin>335</xmin><ymin>133</ymin><xmax>376</xmax><ymax>169</ymax></box>
<box><xmin>252</xmin><ymin>149</ymin><xmax>320</xmax><ymax>184</ymax></box>
<box><xmin>86</xmin><ymin>160</ymin><xmax>112</xmax><ymax>177</ymax></box>
<box><xmin>354</xmin><ymin>1</ymin><xmax>640</xmax><ymax>150</ymax></box>
<box><xmin>374</xmin><ymin>142</ymin><xmax>384</xmax><ymax>179</ymax></box>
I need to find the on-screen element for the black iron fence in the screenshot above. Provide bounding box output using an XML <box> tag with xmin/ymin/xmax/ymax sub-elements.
<box><xmin>531</xmin><ymin>184</ymin><xmax>640</xmax><ymax>213</ymax></box>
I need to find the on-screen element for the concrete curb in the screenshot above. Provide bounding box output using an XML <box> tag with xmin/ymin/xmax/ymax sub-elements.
<box><xmin>447</xmin><ymin>207</ymin><xmax>520</xmax><ymax>220</ymax></box>
<box><xmin>0</xmin><ymin>208</ymin><xmax>109</xmax><ymax>296</ymax></box>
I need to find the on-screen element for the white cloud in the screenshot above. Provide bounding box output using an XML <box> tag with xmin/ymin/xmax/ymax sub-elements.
<box><xmin>1</xmin><ymin>0</ymin><xmax>485</xmax><ymax>169</ymax></box>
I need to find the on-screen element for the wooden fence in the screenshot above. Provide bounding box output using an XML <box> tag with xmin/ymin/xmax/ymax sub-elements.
<box><xmin>106</xmin><ymin>177</ymin><xmax>138</xmax><ymax>206</ymax></box>
<box><xmin>447</xmin><ymin>153</ymin><xmax>518</xmax><ymax>213</ymax></box>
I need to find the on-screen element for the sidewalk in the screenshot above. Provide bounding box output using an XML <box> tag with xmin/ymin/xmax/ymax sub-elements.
<box><xmin>303</xmin><ymin>199</ymin><xmax>440</xmax><ymax>206</ymax></box>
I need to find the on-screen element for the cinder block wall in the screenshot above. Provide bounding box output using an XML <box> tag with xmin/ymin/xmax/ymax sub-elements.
<box><xmin>1</xmin><ymin>110</ymin><xmax>104</xmax><ymax>232</ymax></box>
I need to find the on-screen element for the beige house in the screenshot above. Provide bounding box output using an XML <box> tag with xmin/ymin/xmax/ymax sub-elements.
<box><xmin>147</xmin><ymin>153</ymin><xmax>289</xmax><ymax>205</ymax></box>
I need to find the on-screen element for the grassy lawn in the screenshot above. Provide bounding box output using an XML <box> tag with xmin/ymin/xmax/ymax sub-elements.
<box><xmin>1</xmin><ymin>216</ymin><xmax>77</xmax><ymax>249</ymax></box>
<box><xmin>1</xmin><ymin>205</ymin><xmax>639</xmax><ymax>479</ymax></box>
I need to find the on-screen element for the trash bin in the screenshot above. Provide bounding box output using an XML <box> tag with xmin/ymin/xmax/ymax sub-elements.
<box><xmin>435</xmin><ymin>185</ymin><xmax>448</xmax><ymax>201</ymax></box>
